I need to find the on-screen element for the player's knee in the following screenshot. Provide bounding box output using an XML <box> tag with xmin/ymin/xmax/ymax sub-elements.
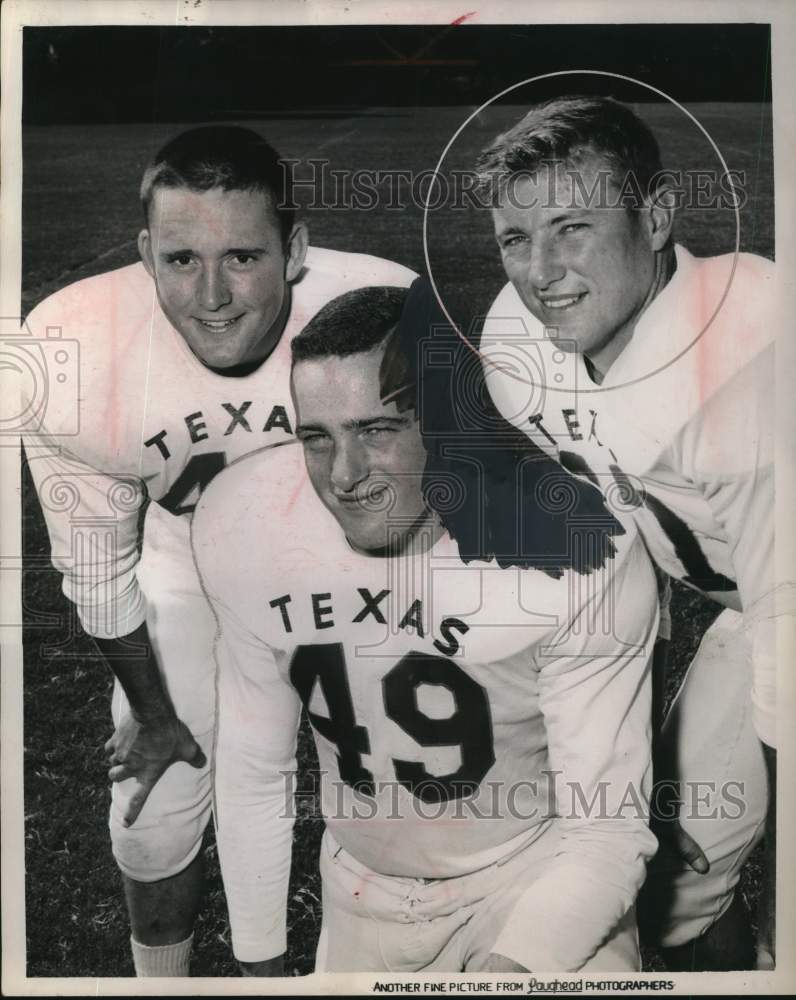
<box><xmin>661</xmin><ymin>893</ymin><xmax>754</xmax><ymax>971</ymax></box>
<box><xmin>639</xmin><ymin>843</ymin><xmax>743</xmax><ymax>952</ymax></box>
<box><xmin>109</xmin><ymin>807</ymin><xmax>207</xmax><ymax>883</ymax></box>
<box><xmin>107</xmin><ymin>734</ymin><xmax>214</xmax><ymax>882</ymax></box>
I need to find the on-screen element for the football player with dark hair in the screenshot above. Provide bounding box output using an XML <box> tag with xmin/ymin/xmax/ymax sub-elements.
<box><xmin>139</xmin><ymin>125</ymin><xmax>296</xmax><ymax>243</ymax></box>
<box><xmin>479</xmin><ymin>94</ymin><xmax>781</xmax><ymax>969</ymax></box>
<box><xmin>193</xmin><ymin>278</ymin><xmax>660</xmax><ymax>975</ymax></box>
<box><xmin>23</xmin><ymin>124</ymin><xmax>413</xmax><ymax>975</ymax></box>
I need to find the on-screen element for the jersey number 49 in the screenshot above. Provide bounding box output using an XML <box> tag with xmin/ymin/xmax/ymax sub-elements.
<box><xmin>290</xmin><ymin>643</ymin><xmax>496</xmax><ymax>803</ymax></box>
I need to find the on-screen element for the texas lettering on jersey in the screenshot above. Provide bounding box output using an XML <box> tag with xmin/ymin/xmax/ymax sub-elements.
<box><xmin>144</xmin><ymin>400</ymin><xmax>292</xmax><ymax>461</ymax></box>
<box><xmin>268</xmin><ymin>585</ymin><xmax>469</xmax><ymax>654</ymax></box>
<box><xmin>143</xmin><ymin>400</ymin><xmax>293</xmax><ymax>516</ymax></box>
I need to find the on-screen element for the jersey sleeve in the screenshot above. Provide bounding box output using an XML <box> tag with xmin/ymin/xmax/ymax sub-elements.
<box><xmin>21</xmin><ymin>280</ymin><xmax>149</xmax><ymax>640</ymax></box>
<box><xmin>23</xmin><ymin>441</ymin><xmax>146</xmax><ymax>639</ymax></box>
<box><xmin>675</xmin><ymin>344</ymin><xmax>778</xmax><ymax>746</ymax></box>
<box><xmin>491</xmin><ymin>537</ymin><xmax>659</xmax><ymax>971</ymax></box>
<box><xmin>192</xmin><ymin>502</ymin><xmax>302</xmax><ymax>963</ymax></box>
<box><xmin>355</xmin><ymin>253</ymin><xmax>417</xmax><ymax>288</ymax></box>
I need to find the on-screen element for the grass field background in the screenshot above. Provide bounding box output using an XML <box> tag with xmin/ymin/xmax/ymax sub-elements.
<box><xmin>21</xmin><ymin>103</ymin><xmax>773</xmax><ymax>976</ymax></box>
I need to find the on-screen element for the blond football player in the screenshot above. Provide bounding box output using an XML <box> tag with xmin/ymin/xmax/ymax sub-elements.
<box><xmin>478</xmin><ymin>95</ymin><xmax>782</xmax><ymax>969</ymax></box>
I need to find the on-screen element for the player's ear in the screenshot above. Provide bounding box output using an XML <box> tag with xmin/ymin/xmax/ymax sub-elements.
<box><xmin>646</xmin><ymin>184</ymin><xmax>676</xmax><ymax>252</ymax></box>
<box><xmin>138</xmin><ymin>228</ymin><xmax>156</xmax><ymax>278</ymax></box>
<box><xmin>284</xmin><ymin>221</ymin><xmax>309</xmax><ymax>283</ymax></box>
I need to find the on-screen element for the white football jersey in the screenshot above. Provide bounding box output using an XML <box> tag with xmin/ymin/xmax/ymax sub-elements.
<box><xmin>192</xmin><ymin>439</ymin><xmax>658</xmax><ymax>965</ymax></box>
<box><xmin>482</xmin><ymin>245</ymin><xmax>780</xmax><ymax>745</ymax></box>
<box><xmin>22</xmin><ymin>248</ymin><xmax>415</xmax><ymax>639</ymax></box>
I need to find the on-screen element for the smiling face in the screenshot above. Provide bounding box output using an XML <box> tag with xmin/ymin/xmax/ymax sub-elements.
<box><xmin>491</xmin><ymin>151</ymin><xmax>672</xmax><ymax>375</ymax></box>
<box><xmin>293</xmin><ymin>344</ymin><xmax>432</xmax><ymax>555</ymax></box>
<box><xmin>138</xmin><ymin>186</ymin><xmax>307</xmax><ymax>370</ymax></box>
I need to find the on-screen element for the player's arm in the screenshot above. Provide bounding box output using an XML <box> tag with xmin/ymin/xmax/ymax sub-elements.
<box><xmin>97</xmin><ymin>624</ymin><xmax>207</xmax><ymax>823</ymax></box>
<box><xmin>23</xmin><ymin>442</ymin><xmax>205</xmax><ymax>823</ymax></box>
<box><xmin>683</xmin><ymin>346</ymin><xmax>778</xmax><ymax>743</ymax></box>
<box><xmin>680</xmin><ymin>345</ymin><xmax>783</xmax><ymax>963</ymax></box>
<box><xmin>213</xmin><ymin>612</ymin><xmax>300</xmax><ymax>974</ymax></box>
<box><xmin>489</xmin><ymin>535</ymin><xmax>660</xmax><ymax>972</ymax></box>
<box><xmin>719</xmin><ymin>425</ymin><xmax>779</xmax><ymax>971</ymax></box>
<box><xmin>192</xmin><ymin>505</ymin><xmax>301</xmax><ymax>972</ymax></box>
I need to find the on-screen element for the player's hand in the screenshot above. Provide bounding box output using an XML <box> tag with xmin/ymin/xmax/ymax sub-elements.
<box><xmin>104</xmin><ymin>711</ymin><xmax>207</xmax><ymax>826</ymax></box>
<box><xmin>655</xmin><ymin>817</ymin><xmax>709</xmax><ymax>875</ymax></box>
<box><xmin>239</xmin><ymin>955</ymin><xmax>285</xmax><ymax>976</ymax></box>
<box><xmin>483</xmin><ymin>953</ymin><xmax>528</xmax><ymax>972</ymax></box>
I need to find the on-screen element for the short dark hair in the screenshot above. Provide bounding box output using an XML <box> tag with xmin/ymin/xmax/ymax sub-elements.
<box><xmin>476</xmin><ymin>95</ymin><xmax>664</xmax><ymax>207</ymax></box>
<box><xmin>291</xmin><ymin>285</ymin><xmax>411</xmax><ymax>403</ymax></box>
<box><xmin>294</xmin><ymin>277</ymin><xmax>624</xmax><ymax>577</ymax></box>
<box><xmin>140</xmin><ymin>125</ymin><xmax>295</xmax><ymax>241</ymax></box>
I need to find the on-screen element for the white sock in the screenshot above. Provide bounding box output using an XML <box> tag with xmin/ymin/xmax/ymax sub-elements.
<box><xmin>130</xmin><ymin>933</ymin><xmax>193</xmax><ymax>976</ymax></box>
